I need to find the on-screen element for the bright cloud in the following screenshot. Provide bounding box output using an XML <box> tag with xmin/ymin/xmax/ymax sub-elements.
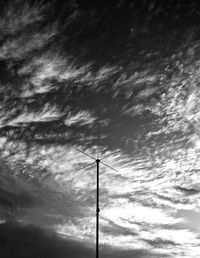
<box><xmin>0</xmin><ymin>1</ymin><xmax>200</xmax><ymax>258</ymax></box>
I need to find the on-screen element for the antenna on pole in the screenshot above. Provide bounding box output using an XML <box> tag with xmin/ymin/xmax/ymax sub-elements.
<box><xmin>97</xmin><ymin>119</ymin><xmax>100</xmax><ymax>159</ymax></box>
<box><xmin>75</xmin><ymin>120</ymin><xmax>118</xmax><ymax>258</ymax></box>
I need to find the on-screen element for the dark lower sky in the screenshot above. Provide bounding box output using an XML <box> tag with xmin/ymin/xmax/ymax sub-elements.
<box><xmin>0</xmin><ymin>0</ymin><xmax>200</xmax><ymax>257</ymax></box>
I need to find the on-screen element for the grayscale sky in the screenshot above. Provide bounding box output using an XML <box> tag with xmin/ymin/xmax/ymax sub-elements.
<box><xmin>0</xmin><ymin>1</ymin><xmax>200</xmax><ymax>257</ymax></box>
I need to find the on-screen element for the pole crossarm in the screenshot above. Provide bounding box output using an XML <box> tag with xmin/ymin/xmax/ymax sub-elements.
<box><xmin>75</xmin><ymin>148</ymin><xmax>96</xmax><ymax>161</ymax></box>
<box><xmin>100</xmin><ymin>161</ymin><xmax>118</xmax><ymax>172</ymax></box>
<box><xmin>78</xmin><ymin>161</ymin><xmax>96</xmax><ymax>171</ymax></box>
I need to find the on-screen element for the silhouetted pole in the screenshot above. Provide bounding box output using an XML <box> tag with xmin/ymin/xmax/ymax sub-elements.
<box><xmin>96</xmin><ymin>159</ymin><xmax>100</xmax><ymax>258</ymax></box>
<box><xmin>75</xmin><ymin>121</ymin><xmax>118</xmax><ymax>258</ymax></box>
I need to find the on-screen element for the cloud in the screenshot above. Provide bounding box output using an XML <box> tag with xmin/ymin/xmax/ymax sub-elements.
<box><xmin>0</xmin><ymin>1</ymin><xmax>57</xmax><ymax>61</ymax></box>
<box><xmin>64</xmin><ymin>111</ymin><xmax>96</xmax><ymax>126</ymax></box>
<box><xmin>0</xmin><ymin>1</ymin><xmax>200</xmax><ymax>257</ymax></box>
<box><xmin>0</xmin><ymin>222</ymin><xmax>94</xmax><ymax>258</ymax></box>
<box><xmin>6</xmin><ymin>104</ymin><xmax>62</xmax><ymax>126</ymax></box>
<box><xmin>18</xmin><ymin>51</ymin><xmax>91</xmax><ymax>87</ymax></box>
<box><xmin>0</xmin><ymin>26</ymin><xmax>57</xmax><ymax>61</ymax></box>
<box><xmin>0</xmin><ymin>160</ymin><xmax>83</xmax><ymax>229</ymax></box>
<box><xmin>0</xmin><ymin>1</ymin><xmax>46</xmax><ymax>37</ymax></box>
<box><xmin>175</xmin><ymin>186</ymin><xmax>200</xmax><ymax>196</ymax></box>
<box><xmin>0</xmin><ymin>221</ymin><xmax>168</xmax><ymax>258</ymax></box>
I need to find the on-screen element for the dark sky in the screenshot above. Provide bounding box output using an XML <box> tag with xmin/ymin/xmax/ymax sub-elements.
<box><xmin>0</xmin><ymin>0</ymin><xmax>200</xmax><ymax>257</ymax></box>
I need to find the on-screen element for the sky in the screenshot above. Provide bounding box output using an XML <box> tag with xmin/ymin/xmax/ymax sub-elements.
<box><xmin>0</xmin><ymin>0</ymin><xmax>200</xmax><ymax>257</ymax></box>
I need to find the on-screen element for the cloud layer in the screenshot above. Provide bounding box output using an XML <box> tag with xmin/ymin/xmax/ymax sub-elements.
<box><xmin>0</xmin><ymin>1</ymin><xmax>200</xmax><ymax>257</ymax></box>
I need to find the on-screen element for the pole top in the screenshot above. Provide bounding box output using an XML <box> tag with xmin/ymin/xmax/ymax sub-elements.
<box><xmin>96</xmin><ymin>159</ymin><xmax>100</xmax><ymax>163</ymax></box>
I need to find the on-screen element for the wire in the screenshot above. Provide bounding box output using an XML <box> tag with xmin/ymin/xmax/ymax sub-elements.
<box><xmin>100</xmin><ymin>161</ymin><xmax>118</xmax><ymax>172</ymax></box>
<box><xmin>75</xmin><ymin>148</ymin><xmax>96</xmax><ymax>161</ymax></box>
<box><xmin>78</xmin><ymin>162</ymin><xmax>95</xmax><ymax>171</ymax></box>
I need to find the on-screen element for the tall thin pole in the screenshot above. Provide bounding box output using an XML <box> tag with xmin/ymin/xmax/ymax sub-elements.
<box><xmin>96</xmin><ymin>159</ymin><xmax>100</xmax><ymax>258</ymax></box>
<box><xmin>75</xmin><ymin>121</ymin><xmax>118</xmax><ymax>258</ymax></box>
<box><xmin>97</xmin><ymin>120</ymin><xmax>100</xmax><ymax>258</ymax></box>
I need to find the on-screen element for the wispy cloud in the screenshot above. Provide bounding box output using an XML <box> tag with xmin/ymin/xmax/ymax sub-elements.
<box><xmin>0</xmin><ymin>1</ymin><xmax>46</xmax><ymax>37</ymax></box>
<box><xmin>7</xmin><ymin>104</ymin><xmax>62</xmax><ymax>126</ymax></box>
<box><xmin>64</xmin><ymin>111</ymin><xmax>96</xmax><ymax>127</ymax></box>
<box><xmin>0</xmin><ymin>1</ymin><xmax>200</xmax><ymax>257</ymax></box>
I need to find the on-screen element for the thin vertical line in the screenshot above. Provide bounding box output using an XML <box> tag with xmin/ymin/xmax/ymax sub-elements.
<box><xmin>97</xmin><ymin>120</ymin><xmax>100</xmax><ymax>159</ymax></box>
